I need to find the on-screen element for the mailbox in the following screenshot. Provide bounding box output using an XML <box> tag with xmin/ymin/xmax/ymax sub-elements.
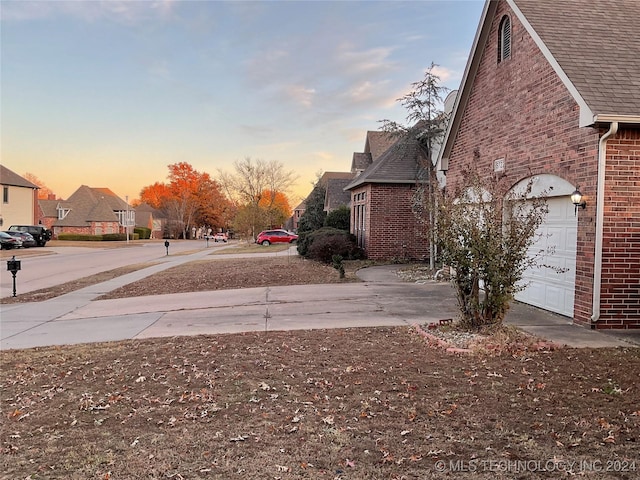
<box><xmin>6</xmin><ymin>255</ymin><xmax>21</xmax><ymax>297</ymax></box>
<box><xmin>7</xmin><ymin>256</ymin><xmax>21</xmax><ymax>273</ymax></box>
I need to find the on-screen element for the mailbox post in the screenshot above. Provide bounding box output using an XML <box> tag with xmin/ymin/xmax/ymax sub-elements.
<box><xmin>6</xmin><ymin>255</ymin><xmax>21</xmax><ymax>297</ymax></box>
<box><xmin>164</xmin><ymin>240</ymin><xmax>170</xmax><ymax>256</ymax></box>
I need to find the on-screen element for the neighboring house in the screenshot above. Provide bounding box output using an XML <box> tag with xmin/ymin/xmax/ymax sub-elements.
<box><xmin>345</xmin><ymin>132</ymin><xmax>430</xmax><ymax>261</ymax></box>
<box><xmin>291</xmin><ymin>201</ymin><xmax>306</xmax><ymax>232</ymax></box>
<box><xmin>438</xmin><ymin>0</ymin><xmax>640</xmax><ymax>328</ymax></box>
<box><xmin>38</xmin><ymin>195</ymin><xmax>59</xmax><ymax>231</ymax></box>
<box><xmin>51</xmin><ymin>185</ymin><xmax>134</xmax><ymax>237</ymax></box>
<box><xmin>0</xmin><ymin>165</ymin><xmax>40</xmax><ymax>228</ymax></box>
<box><xmin>321</xmin><ymin>172</ymin><xmax>354</xmax><ymax>212</ymax></box>
<box><xmin>135</xmin><ymin>202</ymin><xmax>166</xmax><ymax>239</ymax></box>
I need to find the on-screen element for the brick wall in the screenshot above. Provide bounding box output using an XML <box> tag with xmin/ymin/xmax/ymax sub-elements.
<box><xmin>366</xmin><ymin>184</ymin><xmax>429</xmax><ymax>261</ymax></box>
<box><xmin>445</xmin><ymin>1</ymin><xmax>616</xmax><ymax>326</ymax></box>
<box><xmin>598</xmin><ymin>130</ymin><xmax>640</xmax><ymax>328</ymax></box>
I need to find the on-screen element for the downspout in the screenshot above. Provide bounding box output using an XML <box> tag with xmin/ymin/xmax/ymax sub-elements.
<box><xmin>591</xmin><ymin>121</ymin><xmax>618</xmax><ymax>325</ymax></box>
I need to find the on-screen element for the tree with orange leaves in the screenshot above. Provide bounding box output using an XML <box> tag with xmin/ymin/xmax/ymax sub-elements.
<box><xmin>24</xmin><ymin>172</ymin><xmax>55</xmax><ymax>199</ymax></box>
<box><xmin>138</xmin><ymin>162</ymin><xmax>231</xmax><ymax>238</ymax></box>
<box><xmin>258</xmin><ymin>189</ymin><xmax>292</xmax><ymax>228</ymax></box>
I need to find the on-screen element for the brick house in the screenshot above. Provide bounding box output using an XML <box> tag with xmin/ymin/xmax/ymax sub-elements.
<box><xmin>345</xmin><ymin>131</ymin><xmax>431</xmax><ymax>261</ymax></box>
<box><xmin>438</xmin><ymin>0</ymin><xmax>640</xmax><ymax>328</ymax></box>
<box><xmin>50</xmin><ymin>185</ymin><xmax>134</xmax><ymax>237</ymax></box>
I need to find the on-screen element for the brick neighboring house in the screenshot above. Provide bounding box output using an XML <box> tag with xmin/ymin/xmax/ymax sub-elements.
<box><xmin>345</xmin><ymin>132</ymin><xmax>430</xmax><ymax>261</ymax></box>
<box><xmin>438</xmin><ymin>0</ymin><xmax>640</xmax><ymax>328</ymax></box>
<box><xmin>0</xmin><ymin>165</ymin><xmax>40</xmax><ymax>228</ymax></box>
<box><xmin>50</xmin><ymin>185</ymin><xmax>134</xmax><ymax>237</ymax></box>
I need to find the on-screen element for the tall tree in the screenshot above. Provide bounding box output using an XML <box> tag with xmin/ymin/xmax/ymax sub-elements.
<box><xmin>23</xmin><ymin>172</ymin><xmax>55</xmax><ymax>199</ymax></box>
<box><xmin>139</xmin><ymin>182</ymin><xmax>171</xmax><ymax>210</ymax></box>
<box><xmin>258</xmin><ymin>190</ymin><xmax>292</xmax><ymax>228</ymax></box>
<box><xmin>138</xmin><ymin>163</ymin><xmax>230</xmax><ymax>238</ymax></box>
<box><xmin>218</xmin><ymin>157</ymin><xmax>297</xmax><ymax>239</ymax></box>
<box><xmin>379</xmin><ymin>63</ymin><xmax>450</xmax><ymax>269</ymax></box>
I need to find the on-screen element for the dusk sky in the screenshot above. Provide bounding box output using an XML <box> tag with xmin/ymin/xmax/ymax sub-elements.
<box><xmin>1</xmin><ymin>0</ymin><xmax>484</xmax><ymax>205</ymax></box>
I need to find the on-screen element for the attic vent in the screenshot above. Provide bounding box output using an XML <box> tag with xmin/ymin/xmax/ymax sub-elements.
<box><xmin>498</xmin><ymin>15</ymin><xmax>511</xmax><ymax>63</ymax></box>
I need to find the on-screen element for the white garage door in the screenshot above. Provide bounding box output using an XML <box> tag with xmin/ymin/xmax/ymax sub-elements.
<box><xmin>515</xmin><ymin>196</ymin><xmax>577</xmax><ymax>317</ymax></box>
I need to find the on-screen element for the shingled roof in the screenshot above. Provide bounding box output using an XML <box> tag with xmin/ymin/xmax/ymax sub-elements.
<box><xmin>345</xmin><ymin>136</ymin><xmax>429</xmax><ymax>190</ymax></box>
<box><xmin>54</xmin><ymin>185</ymin><xmax>128</xmax><ymax>227</ymax></box>
<box><xmin>0</xmin><ymin>165</ymin><xmax>39</xmax><ymax>189</ymax></box>
<box><xmin>513</xmin><ymin>0</ymin><xmax>640</xmax><ymax>121</ymax></box>
<box><xmin>351</xmin><ymin>152</ymin><xmax>372</xmax><ymax>173</ymax></box>
<box><xmin>364</xmin><ymin>131</ymin><xmax>396</xmax><ymax>161</ymax></box>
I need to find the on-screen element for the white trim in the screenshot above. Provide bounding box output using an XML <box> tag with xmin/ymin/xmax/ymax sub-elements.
<box><xmin>510</xmin><ymin>174</ymin><xmax>576</xmax><ymax>199</ymax></box>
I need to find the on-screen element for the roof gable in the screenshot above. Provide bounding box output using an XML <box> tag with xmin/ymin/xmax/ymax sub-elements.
<box><xmin>54</xmin><ymin>185</ymin><xmax>125</xmax><ymax>226</ymax></box>
<box><xmin>439</xmin><ymin>0</ymin><xmax>640</xmax><ymax>171</ymax></box>
<box><xmin>364</xmin><ymin>131</ymin><xmax>396</xmax><ymax>161</ymax></box>
<box><xmin>0</xmin><ymin>165</ymin><xmax>39</xmax><ymax>189</ymax></box>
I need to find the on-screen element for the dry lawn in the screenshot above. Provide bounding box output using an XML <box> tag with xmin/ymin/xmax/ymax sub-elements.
<box><xmin>1</xmin><ymin>245</ymin><xmax>638</xmax><ymax>478</ymax></box>
<box><xmin>1</xmin><ymin>328</ymin><xmax>639</xmax><ymax>479</ymax></box>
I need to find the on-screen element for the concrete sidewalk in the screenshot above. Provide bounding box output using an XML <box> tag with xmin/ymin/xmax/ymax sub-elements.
<box><xmin>1</xmin><ymin>256</ymin><xmax>639</xmax><ymax>350</ymax></box>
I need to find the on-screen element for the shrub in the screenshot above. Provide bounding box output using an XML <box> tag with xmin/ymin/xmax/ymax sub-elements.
<box><xmin>324</xmin><ymin>205</ymin><xmax>350</xmax><ymax>230</ymax></box>
<box><xmin>134</xmin><ymin>227</ymin><xmax>151</xmax><ymax>239</ymax></box>
<box><xmin>57</xmin><ymin>234</ymin><xmax>103</xmax><ymax>242</ymax></box>
<box><xmin>305</xmin><ymin>227</ymin><xmax>363</xmax><ymax>263</ymax></box>
<box><xmin>102</xmin><ymin>233</ymin><xmax>139</xmax><ymax>241</ymax></box>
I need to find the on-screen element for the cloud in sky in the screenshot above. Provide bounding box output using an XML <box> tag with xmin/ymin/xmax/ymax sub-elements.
<box><xmin>1</xmin><ymin>0</ymin><xmax>485</xmax><ymax>201</ymax></box>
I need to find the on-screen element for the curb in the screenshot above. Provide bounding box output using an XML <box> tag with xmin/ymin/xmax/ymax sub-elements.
<box><xmin>412</xmin><ymin>323</ymin><xmax>473</xmax><ymax>354</ymax></box>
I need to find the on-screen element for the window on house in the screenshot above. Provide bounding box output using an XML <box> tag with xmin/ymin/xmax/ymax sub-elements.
<box><xmin>57</xmin><ymin>207</ymin><xmax>70</xmax><ymax>219</ymax></box>
<box><xmin>3</xmin><ymin>187</ymin><xmax>8</xmax><ymax>203</ymax></box>
<box><xmin>498</xmin><ymin>15</ymin><xmax>511</xmax><ymax>63</ymax></box>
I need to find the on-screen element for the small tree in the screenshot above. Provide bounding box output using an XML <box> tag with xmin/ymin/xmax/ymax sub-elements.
<box><xmin>379</xmin><ymin>63</ymin><xmax>450</xmax><ymax>269</ymax></box>
<box><xmin>218</xmin><ymin>157</ymin><xmax>297</xmax><ymax>239</ymax></box>
<box><xmin>436</xmin><ymin>163</ymin><xmax>551</xmax><ymax>330</ymax></box>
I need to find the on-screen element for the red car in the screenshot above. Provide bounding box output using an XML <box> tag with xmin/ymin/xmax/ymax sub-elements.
<box><xmin>256</xmin><ymin>229</ymin><xmax>298</xmax><ymax>246</ymax></box>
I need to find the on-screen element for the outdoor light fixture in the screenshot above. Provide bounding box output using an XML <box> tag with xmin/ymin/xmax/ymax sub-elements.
<box><xmin>571</xmin><ymin>188</ymin><xmax>586</xmax><ymax>215</ymax></box>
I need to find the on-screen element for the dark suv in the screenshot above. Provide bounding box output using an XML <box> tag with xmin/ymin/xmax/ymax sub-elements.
<box><xmin>8</xmin><ymin>225</ymin><xmax>52</xmax><ymax>247</ymax></box>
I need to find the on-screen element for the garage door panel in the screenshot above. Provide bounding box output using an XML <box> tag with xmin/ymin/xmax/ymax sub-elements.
<box><xmin>515</xmin><ymin>196</ymin><xmax>577</xmax><ymax>317</ymax></box>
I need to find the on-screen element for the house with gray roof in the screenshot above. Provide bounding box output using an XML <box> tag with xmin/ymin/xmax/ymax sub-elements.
<box><xmin>51</xmin><ymin>185</ymin><xmax>133</xmax><ymax>237</ymax></box>
<box><xmin>345</xmin><ymin>132</ymin><xmax>431</xmax><ymax>261</ymax></box>
<box><xmin>438</xmin><ymin>0</ymin><xmax>640</xmax><ymax>329</ymax></box>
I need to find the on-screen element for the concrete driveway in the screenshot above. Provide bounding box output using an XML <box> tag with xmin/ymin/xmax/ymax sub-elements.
<box><xmin>1</xmin><ymin>249</ymin><xmax>639</xmax><ymax>350</ymax></box>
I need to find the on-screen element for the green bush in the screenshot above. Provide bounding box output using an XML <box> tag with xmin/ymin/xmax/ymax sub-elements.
<box><xmin>324</xmin><ymin>205</ymin><xmax>350</xmax><ymax>231</ymax></box>
<box><xmin>304</xmin><ymin>227</ymin><xmax>363</xmax><ymax>263</ymax></box>
<box><xmin>102</xmin><ymin>233</ymin><xmax>139</xmax><ymax>241</ymax></box>
<box><xmin>57</xmin><ymin>234</ymin><xmax>103</xmax><ymax>242</ymax></box>
<box><xmin>134</xmin><ymin>227</ymin><xmax>151</xmax><ymax>239</ymax></box>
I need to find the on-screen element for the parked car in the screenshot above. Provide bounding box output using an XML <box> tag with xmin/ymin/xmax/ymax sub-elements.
<box><xmin>255</xmin><ymin>229</ymin><xmax>298</xmax><ymax>246</ymax></box>
<box><xmin>0</xmin><ymin>231</ymin><xmax>22</xmax><ymax>250</ymax></box>
<box><xmin>3</xmin><ymin>230</ymin><xmax>37</xmax><ymax>248</ymax></box>
<box><xmin>7</xmin><ymin>225</ymin><xmax>52</xmax><ymax>247</ymax></box>
<box><xmin>213</xmin><ymin>232</ymin><xmax>228</xmax><ymax>243</ymax></box>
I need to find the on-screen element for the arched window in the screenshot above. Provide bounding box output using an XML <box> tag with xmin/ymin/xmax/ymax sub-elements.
<box><xmin>498</xmin><ymin>15</ymin><xmax>511</xmax><ymax>63</ymax></box>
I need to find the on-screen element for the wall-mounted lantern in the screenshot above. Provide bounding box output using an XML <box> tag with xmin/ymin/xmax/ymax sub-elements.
<box><xmin>571</xmin><ymin>188</ymin><xmax>586</xmax><ymax>215</ymax></box>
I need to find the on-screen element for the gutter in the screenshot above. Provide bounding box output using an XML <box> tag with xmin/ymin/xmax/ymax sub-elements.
<box><xmin>591</xmin><ymin>121</ymin><xmax>618</xmax><ymax>325</ymax></box>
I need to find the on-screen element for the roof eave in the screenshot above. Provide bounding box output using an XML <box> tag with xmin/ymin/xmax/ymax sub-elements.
<box><xmin>592</xmin><ymin>114</ymin><xmax>640</xmax><ymax>126</ymax></box>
